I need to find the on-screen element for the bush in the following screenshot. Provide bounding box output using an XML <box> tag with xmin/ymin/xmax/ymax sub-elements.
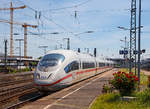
<box><xmin>110</xmin><ymin>71</ymin><xmax>138</xmax><ymax>96</ymax></box>
<box><xmin>102</xmin><ymin>84</ymin><xmax>114</xmax><ymax>93</ymax></box>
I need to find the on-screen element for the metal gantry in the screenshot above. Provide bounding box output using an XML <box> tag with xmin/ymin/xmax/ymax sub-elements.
<box><xmin>129</xmin><ymin>0</ymin><xmax>137</xmax><ymax>74</ymax></box>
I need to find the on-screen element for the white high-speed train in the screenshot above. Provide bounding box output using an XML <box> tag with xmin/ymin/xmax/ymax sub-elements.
<box><xmin>34</xmin><ymin>50</ymin><xmax>114</xmax><ymax>91</ymax></box>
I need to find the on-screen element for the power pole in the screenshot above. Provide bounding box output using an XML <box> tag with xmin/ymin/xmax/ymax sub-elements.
<box><xmin>4</xmin><ymin>39</ymin><xmax>8</xmax><ymax>69</ymax></box>
<box><xmin>94</xmin><ymin>48</ymin><xmax>97</xmax><ymax>57</ymax></box>
<box><xmin>64</xmin><ymin>38</ymin><xmax>70</xmax><ymax>50</ymax></box>
<box><xmin>22</xmin><ymin>23</ymin><xmax>37</xmax><ymax>57</ymax></box>
<box><xmin>138</xmin><ymin>0</ymin><xmax>142</xmax><ymax>87</ymax></box>
<box><xmin>129</xmin><ymin>0</ymin><xmax>137</xmax><ymax>74</ymax></box>
<box><xmin>10</xmin><ymin>2</ymin><xmax>13</xmax><ymax>57</ymax></box>
<box><xmin>0</xmin><ymin>2</ymin><xmax>26</xmax><ymax>57</ymax></box>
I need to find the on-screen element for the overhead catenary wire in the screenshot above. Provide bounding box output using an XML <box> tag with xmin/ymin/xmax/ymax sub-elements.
<box><xmin>42</xmin><ymin>15</ymin><xmax>75</xmax><ymax>36</ymax></box>
<box><xmin>14</xmin><ymin>0</ymin><xmax>76</xmax><ymax>36</ymax></box>
<box><xmin>40</xmin><ymin>0</ymin><xmax>93</xmax><ymax>12</ymax></box>
<box><xmin>7</xmin><ymin>0</ymin><xmax>135</xmax><ymax>37</ymax></box>
<box><xmin>7</xmin><ymin>0</ymin><xmax>137</xmax><ymax>13</ymax></box>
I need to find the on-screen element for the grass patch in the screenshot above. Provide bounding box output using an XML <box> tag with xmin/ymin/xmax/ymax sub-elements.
<box><xmin>137</xmin><ymin>89</ymin><xmax>150</xmax><ymax>106</ymax></box>
<box><xmin>90</xmin><ymin>69</ymin><xmax>150</xmax><ymax>109</ymax></box>
<box><xmin>140</xmin><ymin>72</ymin><xmax>148</xmax><ymax>86</ymax></box>
<box><xmin>90</xmin><ymin>91</ymin><xmax>150</xmax><ymax>109</ymax></box>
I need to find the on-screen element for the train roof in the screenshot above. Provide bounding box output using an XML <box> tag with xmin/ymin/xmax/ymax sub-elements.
<box><xmin>46</xmin><ymin>49</ymin><xmax>108</xmax><ymax>62</ymax></box>
<box><xmin>47</xmin><ymin>49</ymin><xmax>95</xmax><ymax>58</ymax></box>
<box><xmin>46</xmin><ymin>49</ymin><xmax>115</xmax><ymax>64</ymax></box>
<box><xmin>47</xmin><ymin>49</ymin><xmax>77</xmax><ymax>57</ymax></box>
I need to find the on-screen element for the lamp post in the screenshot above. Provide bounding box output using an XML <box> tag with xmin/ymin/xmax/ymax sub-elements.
<box><xmin>74</xmin><ymin>31</ymin><xmax>94</xmax><ymax>37</ymax></box>
<box><xmin>15</xmin><ymin>39</ymin><xmax>24</xmax><ymax>69</ymax></box>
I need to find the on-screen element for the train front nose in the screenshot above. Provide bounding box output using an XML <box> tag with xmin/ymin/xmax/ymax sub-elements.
<box><xmin>34</xmin><ymin>53</ymin><xmax>65</xmax><ymax>91</ymax></box>
<box><xmin>34</xmin><ymin>71</ymin><xmax>59</xmax><ymax>91</ymax></box>
<box><xmin>34</xmin><ymin>70</ymin><xmax>55</xmax><ymax>85</ymax></box>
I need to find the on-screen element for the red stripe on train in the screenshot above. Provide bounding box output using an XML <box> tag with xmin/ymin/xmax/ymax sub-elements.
<box><xmin>35</xmin><ymin>67</ymin><xmax>109</xmax><ymax>86</ymax></box>
<box><xmin>35</xmin><ymin>73</ymin><xmax>72</xmax><ymax>86</ymax></box>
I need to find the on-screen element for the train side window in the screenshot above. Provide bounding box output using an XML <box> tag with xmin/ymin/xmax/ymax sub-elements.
<box><xmin>64</xmin><ymin>61</ymin><xmax>79</xmax><ymax>73</ymax></box>
<box><xmin>99</xmin><ymin>63</ymin><xmax>105</xmax><ymax>67</ymax></box>
<box><xmin>71</xmin><ymin>61</ymin><xmax>79</xmax><ymax>71</ymax></box>
<box><xmin>64</xmin><ymin>64</ymin><xmax>71</xmax><ymax>73</ymax></box>
<box><xmin>82</xmin><ymin>62</ymin><xmax>95</xmax><ymax>69</ymax></box>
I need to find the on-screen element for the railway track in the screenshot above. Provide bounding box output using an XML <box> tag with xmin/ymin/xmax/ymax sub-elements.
<box><xmin>0</xmin><ymin>78</ymin><xmax>33</xmax><ymax>88</ymax></box>
<box><xmin>0</xmin><ymin>82</ymin><xmax>38</xmax><ymax>109</ymax></box>
<box><xmin>0</xmin><ymin>88</ymin><xmax>38</xmax><ymax>109</ymax></box>
<box><xmin>6</xmin><ymin>92</ymin><xmax>43</xmax><ymax>109</ymax></box>
<box><xmin>0</xmin><ymin>72</ymin><xmax>37</xmax><ymax>109</ymax></box>
<box><xmin>0</xmin><ymin>83</ymin><xmax>34</xmax><ymax>101</ymax></box>
<box><xmin>4</xmin><ymin>68</ymin><xmax>117</xmax><ymax>109</ymax></box>
<box><xmin>0</xmin><ymin>72</ymin><xmax>33</xmax><ymax>83</ymax></box>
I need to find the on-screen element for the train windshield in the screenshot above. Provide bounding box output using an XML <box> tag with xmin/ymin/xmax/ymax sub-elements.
<box><xmin>37</xmin><ymin>53</ymin><xmax>65</xmax><ymax>72</ymax></box>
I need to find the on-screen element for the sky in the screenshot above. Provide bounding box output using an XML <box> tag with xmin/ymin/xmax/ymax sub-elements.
<box><xmin>0</xmin><ymin>0</ymin><xmax>150</xmax><ymax>59</ymax></box>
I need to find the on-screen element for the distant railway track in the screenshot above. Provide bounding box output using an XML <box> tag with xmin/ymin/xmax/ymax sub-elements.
<box><xmin>0</xmin><ymin>72</ymin><xmax>38</xmax><ymax>109</ymax></box>
<box><xmin>0</xmin><ymin>72</ymin><xmax>33</xmax><ymax>82</ymax></box>
<box><xmin>0</xmin><ymin>73</ymin><xmax>34</xmax><ymax>93</ymax></box>
<box><xmin>0</xmin><ymin>82</ymin><xmax>33</xmax><ymax>98</ymax></box>
<box><xmin>0</xmin><ymin>78</ymin><xmax>33</xmax><ymax>88</ymax></box>
<box><xmin>0</xmin><ymin>82</ymin><xmax>38</xmax><ymax>109</ymax></box>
